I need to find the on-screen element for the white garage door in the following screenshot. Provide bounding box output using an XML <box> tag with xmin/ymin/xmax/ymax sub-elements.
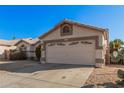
<box><xmin>46</xmin><ymin>40</ymin><xmax>95</xmax><ymax>65</ymax></box>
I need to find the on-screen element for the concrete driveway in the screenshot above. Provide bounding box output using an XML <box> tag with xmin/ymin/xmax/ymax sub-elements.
<box><xmin>0</xmin><ymin>60</ymin><xmax>94</xmax><ymax>88</ymax></box>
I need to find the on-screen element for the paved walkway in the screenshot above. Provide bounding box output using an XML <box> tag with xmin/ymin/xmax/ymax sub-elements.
<box><xmin>0</xmin><ymin>60</ymin><xmax>94</xmax><ymax>88</ymax></box>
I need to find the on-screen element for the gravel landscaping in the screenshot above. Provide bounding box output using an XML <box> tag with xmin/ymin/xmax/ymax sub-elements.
<box><xmin>82</xmin><ymin>65</ymin><xmax>124</xmax><ymax>88</ymax></box>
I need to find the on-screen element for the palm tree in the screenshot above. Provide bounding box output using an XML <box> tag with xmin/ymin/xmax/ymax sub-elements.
<box><xmin>109</xmin><ymin>39</ymin><xmax>124</xmax><ymax>52</ymax></box>
<box><xmin>12</xmin><ymin>36</ymin><xmax>16</xmax><ymax>40</ymax></box>
<box><xmin>110</xmin><ymin>39</ymin><xmax>124</xmax><ymax>64</ymax></box>
<box><xmin>113</xmin><ymin>39</ymin><xmax>124</xmax><ymax>49</ymax></box>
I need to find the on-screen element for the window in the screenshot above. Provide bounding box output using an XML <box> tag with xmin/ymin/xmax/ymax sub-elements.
<box><xmin>19</xmin><ymin>44</ymin><xmax>26</xmax><ymax>51</ymax></box>
<box><xmin>63</xmin><ymin>26</ymin><xmax>70</xmax><ymax>33</ymax></box>
<box><xmin>61</xmin><ymin>24</ymin><xmax>72</xmax><ymax>36</ymax></box>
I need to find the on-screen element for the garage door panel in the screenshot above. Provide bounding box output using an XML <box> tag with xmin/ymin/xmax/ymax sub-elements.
<box><xmin>47</xmin><ymin>58</ymin><xmax>94</xmax><ymax>65</ymax></box>
<box><xmin>46</xmin><ymin>40</ymin><xmax>95</xmax><ymax>65</ymax></box>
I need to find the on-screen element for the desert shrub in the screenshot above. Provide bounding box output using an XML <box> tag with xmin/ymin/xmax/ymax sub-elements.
<box><xmin>35</xmin><ymin>45</ymin><xmax>41</xmax><ymax>61</ymax></box>
<box><xmin>10</xmin><ymin>51</ymin><xmax>26</xmax><ymax>60</ymax></box>
<box><xmin>118</xmin><ymin>69</ymin><xmax>124</xmax><ymax>82</ymax></box>
<box><xmin>110</xmin><ymin>53</ymin><xmax>120</xmax><ymax>62</ymax></box>
<box><xmin>119</xmin><ymin>48</ymin><xmax>124</xmax><ymax>60</ymax></box>
<box><xmin>110</xmin><ymin>48</ymin><xmax>124</xmax><ymax>64</ymax></box>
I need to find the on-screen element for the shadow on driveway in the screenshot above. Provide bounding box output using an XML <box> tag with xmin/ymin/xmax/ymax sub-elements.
<box><xmin>0</xmin><ymin>61</ymin><xmax>93</xmax><ymax>73</ymax></box>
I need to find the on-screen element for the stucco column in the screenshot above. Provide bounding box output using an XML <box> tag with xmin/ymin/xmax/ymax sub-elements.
<box><xmin>40</xmin><ymin>43</ymin><xmax>46</xmax><ymax>64</ymax></box>
<box><xmin>26</xmin><ymin>46</ymin><xmax>31</xmax><ymax>60</ymax></box>
<box><xmin>95</xmin><ymin>49</ymin><xmax>105</xmax><ymax>67</ymax></box>
<box><xmin>95</xmin><ymin>35</ymin><xmax>105</xmax><ymax>68</ymax></box>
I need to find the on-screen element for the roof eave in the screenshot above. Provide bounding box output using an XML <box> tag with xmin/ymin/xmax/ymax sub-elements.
<box><xmin>39</xmin><ymin>19</ymin><xmax>108</xmax><ymax>40</ymax></box>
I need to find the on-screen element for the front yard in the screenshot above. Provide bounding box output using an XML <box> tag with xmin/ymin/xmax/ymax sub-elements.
<box><xmin>0</xmin><ymin>60</ymin><xmax>93</xmax><ymax>88</ymax></box>
<box><xmin>83</xmin><ymin>65</ymin><xmax>124</xmax><ymax>88</ymax></box>
<box><xmin>1</xmin><ymin>60</ymin><xmax>124</xmax><ymax>88</ymax></box>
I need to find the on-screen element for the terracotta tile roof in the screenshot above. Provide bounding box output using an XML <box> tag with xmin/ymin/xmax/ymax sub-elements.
<box><xmin>14</xmin><ymin>38</ymin><xmax>41</xmax><ymax>46</ymax></box>
<box><xmin>0</xmin><ymin>38</ymin><xmax>40</xmax><ymax>46</ymax></box>
<box><xmin>0</xmin><ymin>40</ymin><xmax>8</xmax><ymax>46</ymax></box>
<box><xmin>39</xmin><ymin>19</ymin><xmax>108</xmax><ymax>40</ymax></box>
<box><xmin>0</xmin><ymin>39</ymin><xmax>20</xmax><ymax>46</ymax></box>
<box><xmin>22</xmin><ymin>38</ymin><xmax>40</xmax><ymax>45</ymax></box>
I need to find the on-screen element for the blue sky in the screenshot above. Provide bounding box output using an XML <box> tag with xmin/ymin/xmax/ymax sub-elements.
<box><xmin>0</xmin><ymin>5</ymin><xmax>124</xmax><ymax>41</ymax></box>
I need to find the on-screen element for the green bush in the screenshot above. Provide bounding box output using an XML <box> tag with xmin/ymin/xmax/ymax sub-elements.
<box><xmin>35</xmin><ymin>45</ymin><xmax>41</xmax><ymax>61</ymax></box>
<box><xmin>119</xmin><ymin>48</ymin><xmax>124</xmax><ymax>60</ymax></box>
<box><xmin>110</xmin><ymin>48</ymin><xmax>124</xmax><ymax>63</ymax></box>
<box><xmin>10</xmin><ymin>51</ymin><xmax>26</xmax><ymax>60</ymax></box>
<box><xmin>118</xmin><ymin>69</ymin><xmax>124</xmax><ymax>82</ymax></box>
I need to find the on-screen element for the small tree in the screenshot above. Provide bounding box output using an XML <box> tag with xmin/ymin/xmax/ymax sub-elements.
<box><xmin>35</xmin><ymin>45</ymin><xmax>41</xmax><ymax>61</ymax></box>
<box><xmin>12</xmin><ymin>36</ymin><xmax>16</xmax><ymax>40</ymax></box>
<box><xmin>118</xmin><ymin>69</ymin><xmax>124</xmax><ymax>82</ymax></box>
<box><xmin>109</xmin><ymin>39</ymin><xmax>124</xmax><ymax>52</ymax></box>
<box><xmin>110</xmin><ymin>39</ymin><xmax>124</xmax><ymax>63</ymax></box>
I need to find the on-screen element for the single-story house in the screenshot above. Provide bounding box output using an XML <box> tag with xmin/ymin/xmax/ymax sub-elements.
<box><xmin>0</xmin><ymin>39</ymin><xmax>19</xmax><ymax>60</ymax></box>
<box><xmin>0</xmin><ymin>38</ymin><xmax>41</xmax><ymax>60</ymax></box>
<box><xmin>14</xmin><ymin>38</ymin><xmax>41</xmax><ymax>60</ymax></box>
<box><xmin>39</xmin><ymin>19</ymin><xmax>109</xmax><ymax>67</ymax></box>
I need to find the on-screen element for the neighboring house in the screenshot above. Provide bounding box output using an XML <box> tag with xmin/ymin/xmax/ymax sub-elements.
<box><xmin>14</xmin><ymin>38</ymin><xmax>41</xmax><ymax>60</ymax></box>
<box><xmin>0</xmin><ymin>39</ymin><xmax>19</xmax><ymax>60</ymax></box>
<box><xmin>39</xmin><ymin>19</ymin><xmax>109</xmax><ymax>67</ymax></box>
<box><xmin>0</xmin><ymin>38</ymin><xmax>41</xmax><ymax>60</ymax></box>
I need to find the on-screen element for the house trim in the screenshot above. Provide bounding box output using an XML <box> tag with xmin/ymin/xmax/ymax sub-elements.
<box><xmin>39</xmin><ymin>19</ymin><xmax>108</xmax><ymax>40</ymax></box>
<box><xmin>14</xmin><ymin>40</ymin><xmax>30</xmax><ymax>46</ymax></box>
<box><xmin>41</xmin><ymin>36</ymin><xmax>104</xmax><ymax>64</ymax></box>
<box><xmin>43</xmin><ymin>36</ymin><xmax>102</xmax><ymax>49</ymax></box>
<box><xmin>60</xmin><ymin>23</ymin><xmax>73</xmax><ymax>36</ymax></box>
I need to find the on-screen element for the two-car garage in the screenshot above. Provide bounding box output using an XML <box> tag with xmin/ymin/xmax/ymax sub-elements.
<box><xmin>39</xmin><ymin>19</ymin><xmax>108</xmax><ymax>67</ymax></box>
<box><xmin>45</xmin><ymin>40</ymin><xmax>96</xmax><ymax>66</ymax></box>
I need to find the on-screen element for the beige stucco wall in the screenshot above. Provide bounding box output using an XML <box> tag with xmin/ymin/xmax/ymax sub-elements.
<box><xmin>42</xmin><ymin>25</ymin><xmax>104</xmax><ymax>46</ymax></box>
<box><xmin>0</xmin><ymin>46</ymin><xmax>12</xmax><ymax>59</ymax></box>
<box><xmin>98</xmin><ymin>34</ymin><xmax>108</xmax><ymax>60</ymax></box>
<box><xmin>16</xmin><ymin>42</ymin><xmax>29</xmax><ymax>49</ymax></box>
<box><xmin>16</xmin><ymin>42</ymin><xmax>33</xmax><ymax>59</ymax></box>
<box><xmin>16</xmin><ymin>41</ymin><xmax>42</xmax><ymax>60</ymax></box>
<box><xmin>40</xmin><ymin>24</ymin><xmax>108</xmax><ymax>67</ymax></box>
<box><xmin>0</xmin><ymin>46</ymin><xmax>8</xmax><ymax>59</ymax></box>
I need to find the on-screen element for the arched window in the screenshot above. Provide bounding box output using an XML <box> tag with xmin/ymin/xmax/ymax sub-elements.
<box><xmin>63</xmin><ymin>26</ymin><xmax>70</xmax><ymax>33</ymax></box>
<box><xmin>61</xmin><ymin>24</ymin><xmax>72</xmax><ymax>36</ymax></box>
<box><xmin>20</xmin><ymin>44</ymin><xmax>27</xmax><ymax>51</ymax></box>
